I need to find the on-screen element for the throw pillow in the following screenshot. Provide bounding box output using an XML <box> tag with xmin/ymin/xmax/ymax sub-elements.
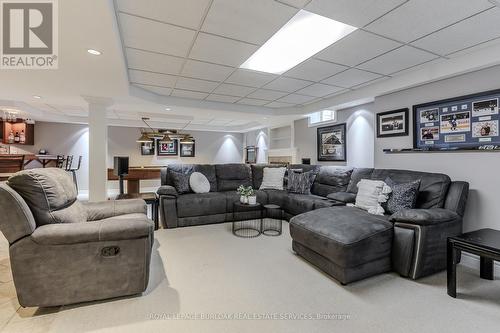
<box><xmin>189</xmin><ymin>172</ymin><xmax>210</xmax><ymax>193</ymax></box>
<box><xmin>170</xmin><ymin>171</ymin><xmax>191</xmax><ymax>194</ymax></box>
<box><xmin>259</xmin><ymin>167</ymin><xmax>287</xmax><ymax>190</ymax></box>
<box><xmin>287</xmin><ymin>170</ymin><xmax>316</xmax><ymax>195</ymax></box>
<box><xmin>353</xmin><ymin>179</ymin><xmax>391</xmax><ymax>215</ymax></box>
<box><xmin>384</xmin><ymin>177</ymin><xmax>420</xmax><ymax>214</ymax></box>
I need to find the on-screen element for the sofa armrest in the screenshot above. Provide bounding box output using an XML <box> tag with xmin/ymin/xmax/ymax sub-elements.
<box><xmin>83</xmin><ymin>199</ymin><xmax>147</xmax><ymax>221</ymax></box>
<box><xmin>326</xmin><ymin>192</ymin><xmax>356</xmax><ymax>204</ymax></box>
<box><xmin>389</xmin><ymin>208</ymin><xmax>460</xmax><ymax>226</ymax></box>
<box><xmin>31</xmin><ymin>217</ymin><xmax>152</xmax><ymax>245</ymax></box>
<box><xmin>157</xmin><ymin>185</ymin><xmax>178</xmax><ymax>197</ymax></box>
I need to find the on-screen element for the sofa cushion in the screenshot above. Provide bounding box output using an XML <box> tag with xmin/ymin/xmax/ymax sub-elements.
<box><xmin>370</xmin><ymin>169</ymin><xmax>450</xmax><ymax>209</ymax></box>
<box><xmin>327</xmin><ymin>192</ymin><xmax>356</xmax><ymax>204</ymax></box>
<box><xmin>265</xmin><ymin>190</ymin><xmax>288</xmax><ymax>208</ymax></box>
<box><xmin>354</xmin><ymin>179</ymin><xmax>391</xmax><ymax>215</ymax></box>
<box><xmin>284</xmin><ymin>193</ymin><xmax>333</xmax><ymax>216</ymax></box>
<box><xmin>215</xmin><ymin>164</ymin><xmax>252</xmax><ymax>191</ymax></box>
<box><xmin>170</xmin><ymin>171</ymin><xmax>191</xmax><ymax>194</ymax></box>
<box><xmin>311</xmin><ymin>166</ymin><xmax>352</xmax><ymax>197</ymax></box>
<box><xmin>347</xmin><ymin>168</ymin><xmax>374</xmax><ymax>193</ymax></box>
<box><xmin>290</xmin><ymin>206</ymin><xmax>393</xmax><ymax>268</ymax></box>
<box><xmin>287</xmin><ymin>170</ymin><xmax>316</xmax><ymax>194</ymax></box>
<box><xmin>176</xmin><ymin>192</ymin><xmax>227</xmax><ymax>218</ymax></box>
<box><xmin>189</xmin><ymin>172</ymin><xmax>210</xmax><ymax>193</ymax></box>
<box><xmin>251</xmin><ymin>164</ymin><xmax>286</xmax><ymax>189</ymax></box>
<box><xmin>384</xmin><ymin>177</ymin><xmax>420</xmax><ymax>214</ymax></box>
<box><xmin>7</xmin><ymin>168</ymin><xmax>84</xmax><ymax>226</ymax></box>
<box><xmin>167</xmin><ymin>164</ymin><xmax>217</xmax><ymax>192</ymax></box>
<box><xmin>260</xmin><ymin>167</ymin><xmax>286</xmax><ymax>190</ymax></box>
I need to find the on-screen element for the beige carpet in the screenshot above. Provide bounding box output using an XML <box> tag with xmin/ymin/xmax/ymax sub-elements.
<box><xmin>0</xmin><ymin>222</ymin><xmax>499</xmax><ymax>333</ymax></box>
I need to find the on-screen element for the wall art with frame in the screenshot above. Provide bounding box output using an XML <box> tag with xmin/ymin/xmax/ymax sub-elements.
<box><xmin>376</xmin><ymin>108</ymin><xmax>409</xmax><ymax>138</ymax></box>
<box><xmin>180</xmin><ymin>142</ymin><xmax>195</xmax><ymax>157</ymax></box>
<box><xmin>413</xmin><ymin>89</ymin><xmax>500</xmax><ymax>149</ymax></box>
<box><xmin>157</xmin><ymin>139</ymin><xmax>178</xmax><ymax>156</ymax></box>
<box><xmin>140</xmin><ymin>140</ymin><xmax>155</xmax><ymax>155</ymax></box>
<box><xmin>317</xmin><ymin>123</ymin><xmax>346</xmax><ymax>162</ymax></box>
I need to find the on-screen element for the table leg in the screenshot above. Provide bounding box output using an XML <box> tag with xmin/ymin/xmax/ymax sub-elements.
<box><xmin>447</xmin><ymin>241</ymin><xmax>457</xmax><ymax>298</ymax></box>
<box><xmin>127</xmin><ymin>180</ymin><xmax>140</xmax><ymax>194</ymax></box>
<box><xmin>480</xmin><ymin>257</ymin><xmax>494</xmax><ymax>280</ymax></box>
<box><xmin>153</xmin><ymin>201</ymin><xmax>159</xmax><ymax>230</ymax></box>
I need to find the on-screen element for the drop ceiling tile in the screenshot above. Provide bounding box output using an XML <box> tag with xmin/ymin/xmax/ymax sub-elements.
<box><xmin>171</xmin><ymin>89</ymin><xmax>209</xmax><ymax>100</ymax></box>
<box><xmin>321</xmin><ymin>68</ymin><xmax>383</xmax><ymax>88</ymax></box>
<box><xmin>134</xmin><ymin>84</ymin><xmax>172</xmax><ymax>96</ymax></box>
<box><xmin>447</xmin><ymin>37</ymin><xmax>500</xmax><ymax>58</ymax></box>
<box><xmin>315</xmin><ymin>30</ymin><xmax>401</xmax><ymax>67</ymax></box>
<box><xmin>189</xmin><ymin>33</ymin><xmax>259</xmax><ymax>67</ymax></box>
<box><xmin>206</xmin><ymin>94</ymin><xmax>240</xmax><ymax>103</ymax></box>
<box><xmin>212</xmin><ymin>83</ymin><xmax>256</xmax><ymax>97</ymax></box>
<box><xmin>247</xmin><ymin>89</ymin><xmax>288</xmax><ymax>100</ymax></box>
<box><xmin>357</xmin><ymin>46</ymin><xmax>438</xmax><ymax>75</ymax></box>
<box><xmin>129</xmin><ymin>70</ymin><xmax>177</xmax><ymax>87</ymax></box>
<box><xmin>118</xmin><ymin>13</ymin><xmax>196</xmax><ymax>57</ymax></box>
<box><xmin>263</xmin><ymin>77</ymin><xmax>312</xmax><ymax>92</ymax></box>
<box><xmin>116</xmin><ymin>0</ymin><xmax>211</xmax><ymax>29</ymax></box>
<box><xmin>305</xmin><ymin>0</ymin><xmax>407</xmax><ymax>27</ymax></box>
<box><xmin>284</xmin><ymin>59</ymin><xmax>347</xmax><ymax>82</ymax></box>
<box><xmin>175</xmin><ymin>77</ymin><xmax>219</xmax><ymax>93</ymax></box>
<box><xmin>295</xmin><ymin>83</ymin><xmax>344</xmax><ymax>97</ymax></box>
<box><xmin>365</xmin><ymin>0</ymin><xmax>494</xmax><ymax>43</ymax></box>
<box><xmin>266</xmin><ymin>101</ymin><xmax>294</xmax><ymax>108</ymax></box>
<box><xmin>181</xmin><ymin>60</ymin><xmax>234</xmax><ymax>81</ymax></box>
<box><xmin>237</xmin><ymin>98</ymin><xmax>269</xmax><ymax>106</ymax></box>
<box><xmin>278</xmin><ymin>94</ymin><xmax>317</xmax><ymax>104</ymax></box>
<box><xmin>202</xmin><ymin>0</ymin><xmax>297</xmax><ymax>44</ymax></box>
<box><xmin>411</xmin><ymin>8</ymin><xmax>500</xmax><ymax>56</ymax></box>
<box><xmin>225</xmin><ymin>69</ymin><xmax>277</xmax><ymax>88</ymax></box>
<box><xmin>126</xmin><ymin>48</ymin><xmax>184</xmax><ymax>75</ymax></box>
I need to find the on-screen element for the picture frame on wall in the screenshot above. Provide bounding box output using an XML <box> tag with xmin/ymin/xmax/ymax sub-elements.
<box><xmin>157</xmin><ymin>139</ymin><xmax>178</xmax><ymax>156</ymax></box>
<box><xmin>140</xmin><ymin>140</ymin><xmax>155</xmax><ymax>155</ymax></box>
<box><xmin>180</xmin><ymin>142</ymin><xmax>195</xmax><ymax>157</ymax></box>
<box><xmin>376</xmin><ymin>108</ymin><xmax>409</xmax><ymax>138</ymax></box>
<box><xmin>317</xmin><ymin>123</ymin><xmax>346</xmax><ymax>162</ymax></box>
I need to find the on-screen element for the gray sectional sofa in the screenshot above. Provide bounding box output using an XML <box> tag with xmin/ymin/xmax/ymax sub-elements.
<box><xmin>157</xmin><ymin>163</ymin><xmax>469</xmax><ymax>284</ymax></box>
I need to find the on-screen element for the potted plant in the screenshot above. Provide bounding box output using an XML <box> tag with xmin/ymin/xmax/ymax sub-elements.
<box><xmin>237</xmin><ymin>185</ymin><xmax>256</xmax><ymax>204</ymax></box>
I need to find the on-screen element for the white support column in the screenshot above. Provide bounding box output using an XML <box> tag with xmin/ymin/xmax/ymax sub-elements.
<box><xmin>83</xmin><ymin>96</ymin><xmax>113</xmax><ymax>202</ymax></box>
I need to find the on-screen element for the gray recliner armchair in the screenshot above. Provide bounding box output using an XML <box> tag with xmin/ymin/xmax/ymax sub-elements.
<box><xmin>0</xmin><ymin>168</ymin><xmax>153</xmax><ymax>307</ymax></box>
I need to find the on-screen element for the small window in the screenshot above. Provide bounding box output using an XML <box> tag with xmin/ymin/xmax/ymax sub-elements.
<box><xmin>308</xmin><ymin>110</ymin><xmax>337</xmax><ymax>127</ymax></box>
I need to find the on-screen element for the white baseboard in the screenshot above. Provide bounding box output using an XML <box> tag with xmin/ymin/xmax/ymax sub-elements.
<box><xmin>460</xmin><ymin>252</ymin><xmax>500</xmax><ymax>274</ymax></box>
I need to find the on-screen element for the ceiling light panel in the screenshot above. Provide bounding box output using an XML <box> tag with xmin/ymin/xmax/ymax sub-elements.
<box><xmin>240</xmin><ymin>10</ymin><xmax>357</xmax><ymax>74</ymax></box>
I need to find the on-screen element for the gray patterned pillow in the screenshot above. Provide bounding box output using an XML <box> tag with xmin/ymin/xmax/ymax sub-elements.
<box><xmin>287</xmin><ymin>170</ymin><xmax>316</xmax><ymax>194</ymax></box>
<box><xmin>384</xmin><ymin>177</ymin><xmax>420</xmax><ymax>214</ymax></box>
<box><xmin>170</xmin><ymin>171</ymin><xmax>191</xmax><ymax>194</ymax></box>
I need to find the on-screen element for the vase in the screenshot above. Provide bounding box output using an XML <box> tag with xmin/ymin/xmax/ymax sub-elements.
<box><xmin>248</xmin><ymin>195</ymin><xmax>257</xmax><ymax>205</ymax></box>
<box><xmin>240</xmin><ymin>195</ymin><xmax>248</xmax><ymax>204</ymax></box>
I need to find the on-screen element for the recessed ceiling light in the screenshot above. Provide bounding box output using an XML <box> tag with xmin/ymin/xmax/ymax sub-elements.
<box><xmin>165</xmin><ymin>107</ymin><xmax>171</xmax><ymax>111</ymax></box>
<box><xmin>87</xmin><ymin>49</ymin><xmax>102</xmax><ymax>56</ymax></box>
<box><xmin>240</xmin><ymin>10</ymin><xmax>357</xmax><ymax>74</ymax></box>
<box><xmin>33</xmin><ymin>95</ymin><xmax>41</xmax><ymax>99</ymax></box>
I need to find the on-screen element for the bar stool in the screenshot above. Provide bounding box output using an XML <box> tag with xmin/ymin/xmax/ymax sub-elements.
<box><xmin>55</xmin><ymin>155</ymin><xmax>65</xmax><ymax>168</ymax></box>
<box><xmin>67</xmin><ymin>156</ymin><xmax>82</xmax><ymax>192</ymax></box>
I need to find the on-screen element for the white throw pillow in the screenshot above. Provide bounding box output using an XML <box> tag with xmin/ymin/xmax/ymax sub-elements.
<box><xmin>352</xmin><ymin>179</ymin><xmax>392</xmax><ymax>215</ymax></box>
<box><xmin>259</xmin><ymin>167</ymin><xmax>287</xmax><ymax>190</ymax></box>
<box><xmin>189</xmin><ymin>172</ymin><xmax>210</xmax><ymax>193</ymax></box>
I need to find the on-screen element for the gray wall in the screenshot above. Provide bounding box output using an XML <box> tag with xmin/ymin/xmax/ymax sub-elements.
<box><xmin>245</xmin><ymin>128</ymin><xmax>269</xmax><ymax>163</ymax></box>
<box><xmin>294</xmin><ymin>103</ymin><xmax>375</xmax><ymax>167</ymax></box>
<box><xmin>374</xmin><ymin>64</ymin><xmax>500</xmax><ymax>232</ymax></box>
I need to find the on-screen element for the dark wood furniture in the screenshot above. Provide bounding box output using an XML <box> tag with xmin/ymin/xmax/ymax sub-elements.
<box><xmin>0</xmin><ymin>155</ymin><xmax>25</xmax><ymax>180</ymax></box>
<box><xmin>107</xmin><ymin>167</ymin><xmax>162</xmax><ymax>194</ymax></box>
<box><xmin>116</xmin><ymin>193</ymin><xmax>159</xmax><ymax>230</ymax></box>
<box><xmin>23</xmin><ymin>154</ymin><xmax>61</xmax><ymax>168</ymax></box>
<box><xmin>447</xmin><ymin>228</ymin><xmax>500</xmax><ymax>298</ymax></box>
<box><xmin>0</xmin><ymin>120</ymin><xmax>34</xmax><ymax>145</ymax></box>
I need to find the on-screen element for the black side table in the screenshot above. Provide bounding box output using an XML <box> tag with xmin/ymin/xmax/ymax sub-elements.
<box><xmin>262</xmin><ymin>204</ymin><xmax>283</xmax><ymax>236</ymax></box>
<box><xmin>447</xmin><ymin>228</ymin><xmax>500</xmax><ymax>298</ymax></box>
<box><xmin>116</xmin><ymin>192</ymin><xmax>159</xmax><ymax>230</ymax></box>
<box><xmin>232</xmin><ymin>202</ymin><xmax>263</xmax><ymax>238</ymax></box>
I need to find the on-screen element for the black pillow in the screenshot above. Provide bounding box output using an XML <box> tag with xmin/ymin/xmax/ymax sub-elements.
<box><xmin>170</xmin><ymin>171</ymin><xmax>191</xmax><ymax>194</ymax></box>
<box><xmin>384</xmin><ymin>177</ymin><xmax>420</xmax><ymax>214</ymax></box>
<box><xmin>287</xmin><ymin>170</ymin><xmax>316</xmax><ymax>195</ymax></box>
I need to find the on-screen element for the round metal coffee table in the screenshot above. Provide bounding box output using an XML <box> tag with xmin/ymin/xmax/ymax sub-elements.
<box><xmin>262</xmin><ymin>204</ymin><xmax>283</xmax><ymax>236</ymax></box>
<box><xmin>232</xmin><ymin>202</ymin><xmax>263</xmax><ymax>238</ymax></box>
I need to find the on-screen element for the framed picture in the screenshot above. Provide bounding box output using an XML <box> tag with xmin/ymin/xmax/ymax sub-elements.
<box><xmin>157</xmin><ymin>139</ymin><xmax>178</xmax><ymax>156</ymax></box>
<box><xmin>180</xmin><ymin>142</ymin><xmax>195</xmax><ymax>157</ymax></box>
<box><xmin>140</xmin><ymin>140</ymin><xmax>155</xmax><ymax>155</ymax></box>
<box><xmin>376</xmin><ymin>108</ymin><xmax>409</xmax><ymax>138</ymax></box>
<box><xmin>317</xmin><ymin>123</ymin><xmax>346</xmax><ymax>162</ymax></box>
